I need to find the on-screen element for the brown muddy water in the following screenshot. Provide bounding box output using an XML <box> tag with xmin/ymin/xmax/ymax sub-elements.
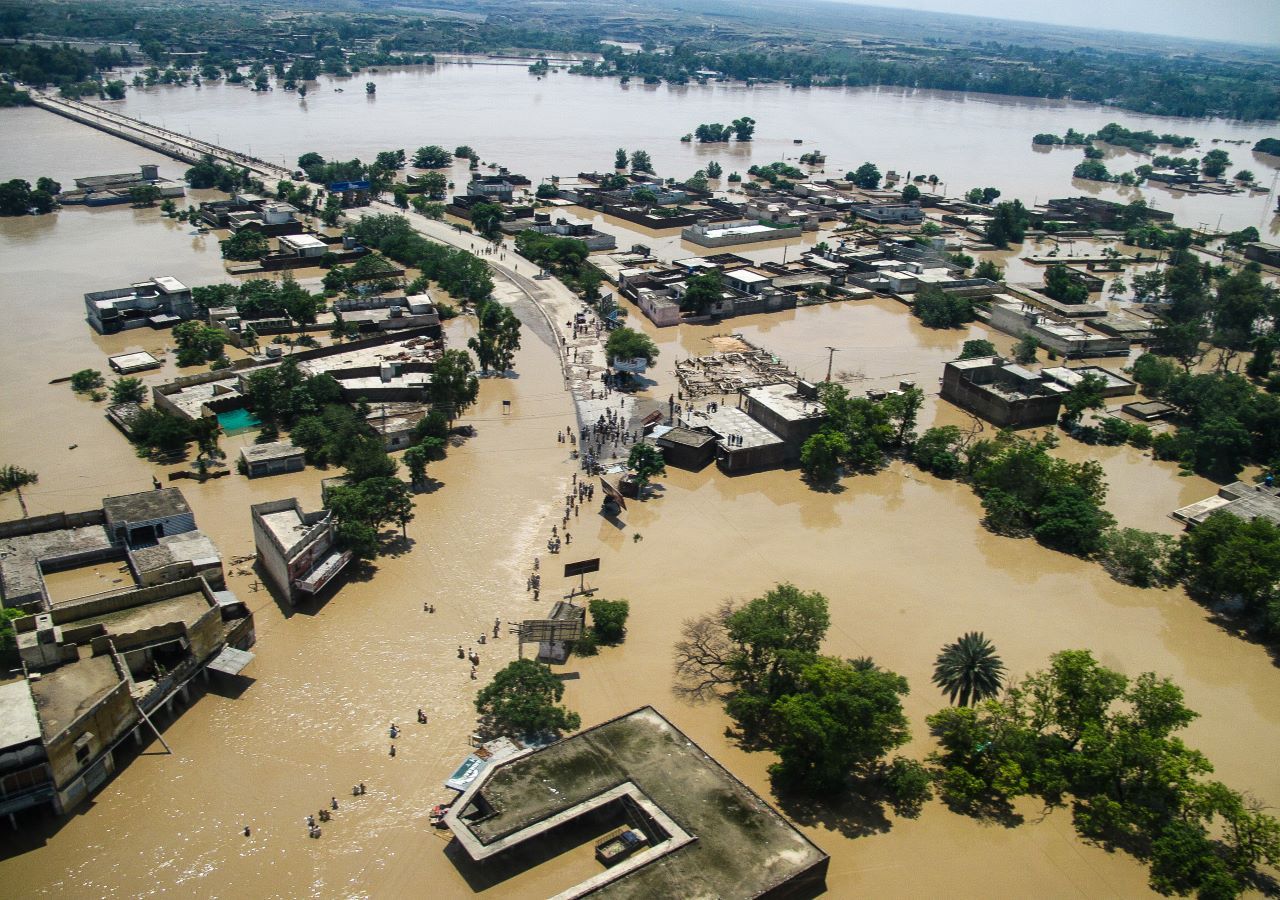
<box><xmin>100</xmin><ymin>64</ymin><xmax>1280</xmax><ymax>237</ymax></box>
<box><xmin>1</xmin><ymin>91</ymin><xmax>1278</xmax><ymax>898</ymax></box>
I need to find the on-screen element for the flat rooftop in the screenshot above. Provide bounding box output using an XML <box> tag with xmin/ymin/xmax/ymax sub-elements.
<box><xmin>1041</xmin><ymin>366</ymin><xmax>1134</xmax><ymax>391</ymax></box>
<box><xmin>29</xmin><ymin>653</ymin><xmax>121</xmax><ymax>739</ymax></box>
<box><xmin>0</xmin><ymin>678</ymin><xmax>41</xmax><ymax>749</ymax></box>
<box><xmin>259</xmin><ymin>507</ymin><xmax>308</xmax><ymax>551</ymax></box>
<box><xmin>744</xmin><ymin>382</ymin><xmax>826</xmax><ymax>422</ymax></box>
<box><xmin>108</xmin><ymin>350</ymin><xmax>162</xmax><ymax>373</ymax></box>
<box><xmin>53</xmin><ymin>589</ymin><xmax>210</xmax><ymax>637</ymax></box>
<box><xmin>279</xmin><ymin>234</ymin><xmax>327</xmax><ymax>250</ymax></box>
<box><xmin>685</xmin><ymin>406</ymin><xmax>785</xmax><ymax>450</ymax></box>
<box><xmin>455</xmin><ymin>707</ymin><xmax>826</xmax><ymax>898</ymax></box>
<box><xmin>239</xmin><ymin>440</ymin><xmax>303</xmax><ymax>464</ymax></box>
<box><xmin>0</xmin><ymin>523</ymin><xmax>115</xmax><ymax>605</ymax></box>
<box><xmin>103</xmin><ymin>488</ymin><xmax>191</xmax><ymax>526</ymax></box>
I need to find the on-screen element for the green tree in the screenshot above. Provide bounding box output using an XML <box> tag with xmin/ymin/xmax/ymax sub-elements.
<box><xmin>769</xmin><ymin>656</ymin><xmax>911</xmax><ymax>794</ymax></box>
<box><xmin>469</xmin><ymin>201</ymin><xmax>504</xmax><ymax>238</ymax></box>
<box><xmin>128</xmin><ymin>183</ymin><xmax>161</xmax><ymax>207</ymax></box>
<box><xmin>680</xmin><ymin>269</ymin><xmax>723</xmax><ymax>314</ymax></box>
<box><xmin>412</xmin><ymin>145</ymin><xmax>450</xmax><ymax>168</ymax></box>
<box><xmin>110</xmin><ymin>377</ymin><xmax>146</xmax><ymax>405</ymax></box>
<box><xmin>901</xmin><ymin>183</ymin><xmax>921</xmax><ymax>202</ymax></box>
<box><xmin>912</xmin><ymin>284</ymin><xmax>974</xmax><ymax>329</ymax></box>
<box><xmin>474</xmin><ymin>658</ymin><xmax>581</xmax><ymax>738</ymax></box>
<box><xmin>705</xmin><ymin>160</ymin><xmax>723</xmax><ymax>179</ymax></box>
<box><xmin>912</xmin><ymin>425</ymin><xmax>965</xmax><ymax>479</ymax></box>
<box><xmin>984</xmin><ymin>200</ymin><xmax>1030</xmax><ymax>249</ymax></box>
<box><xmin>630</xmin><ymin>150</ymin><xmax>653</xmax><ymax>173</ymax></box>
<box><xmin>1012</xmin><ymin>334</ymin><xmax>1039</xmax><ymax>364</ymax></box>
<box><xmin>1175</xmin><ymin>512</ymin><xmax>1280</xmax><ymax>632</ymax></box>
<box><xmin>1043</xmin><ymin>264</ymin><xmax>1088</xmax><ymax>304</ymax></box>
<box><xmin>402</xmin><ymin>443</ymin><xmax>430</xmax><ymax>488</ymax></box>
<box><xmin>959</xmin><ymin>339</ymin><xmax>997</xmax><ymax>359</ymax></box>
<box><xmin>69</xmin><ymin>369</ymin><xmax>104</xmax><ymax>393</ymax></box>
<box><xmin>172</xmin><ymin>321</ymin><xmax>225</xmax><ymax>367</ymax></box>
<box><xmin>614</xmin><ymin>147</ymin><xmax>628</xmax><ymax>169</ymax></box>
<box><xmin>221</xmin><ymin>229</ymin><xmax>268</xmax><ymax>261</ymax></box>
<box><xmin>1059</xmin><ymin>372</ymin><xmax>1108</xmax><ymax>428</ymax></box>
<box><xmin>932</xmin><ymin>632</ymin><xmax>1005</xmax><ymax>707</ymax></box>
<box><xmin>730</xmin><ymin>116</ymin><xmax>756</xmax><ymax>141</ymax></box>
<box><xmin>1201</xmin><ymin>148</ymin><xmax>1230</xmax><ymax>177</ymax></box>
<box><xmin>626</xmin><ymin>442</ymin><xmax>666</xmax><ymax>489</ymax></box>
<box><xmin>0</xmin><ymin>464</ymin><xmax>38</xmax><ymax>517</ymax></box>
<box><xmin>800</xmin><ymin>431</ymin><xmax>850</xmax><ymax>484</ymax></box>
<box><xmin>468</xmin><ymin>299</ymin><xmax>522</xmax><ymax>373</ymax></box>
<box><xmin>427</xmin><ymin>348</ymin><xmax>479</xmax><ymax>424</ymax></box>
<box><xmin>1131</xmin><ymin>353</ymin><xmax>1178</xmax><ymax>395</ymax></box>
<box><xmin>1100</xmin><ymin>528</ymin><xmax>1175</xmax><ymax>587</ymax></box>
<box><xmin>848</xmin><ymin>162</ymin><xmax>881</xmax><ymax>189</ymax></box>
<box><xmin>605</xmin><ymin>327</ymin><xmax>659</xmax><ymax>366</ymax></box>
<box><xmin>588</xmin><ymin>598</ymin><xmax>630</xmax><ymax>644</ymax></box>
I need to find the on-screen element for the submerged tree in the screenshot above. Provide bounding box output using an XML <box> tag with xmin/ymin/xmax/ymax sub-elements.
<box><xmin>475</xmin><ymin>658</ymin><xmax>581</xmax><ymax>738</ymax></box>
<box><xmin>931</xmin><ymin>632</ymin><xmax>1005</xmax><ymax>707</ymax></box>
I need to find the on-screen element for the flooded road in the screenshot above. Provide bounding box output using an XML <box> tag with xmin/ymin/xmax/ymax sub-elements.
<box><xmin>1</xmin><ymin>74</ymin><xmax>1278</xmax><ymax>898</ymax></box>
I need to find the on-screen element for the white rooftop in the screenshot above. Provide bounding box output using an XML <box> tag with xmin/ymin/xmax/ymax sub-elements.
<box><xmin>152</xmin><ymin>276</ymin><xmax>188</xmax><ymax>293</ymax></box>
<box><xmin>280</xmin><ymin>234</ymin><xmax>327</xmax><ymax>250</ymax></box>
<box><xmin>727</xmin><ymin>270</ymin><xmax>770</xmax><ymax>284</ymax></box>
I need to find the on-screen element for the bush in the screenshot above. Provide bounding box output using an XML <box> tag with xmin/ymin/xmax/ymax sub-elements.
<box><xmin>884</xmin><ymin>756</ymin><xmax>933</xmax><ymax>817</ymax></box>
<box><xmin>588</xmin><ymin>598</ymin><xmax>630</xmax><ymax>644</ymax></box>
<box><xmin>1100</xmin><ymin>528</ymin><xmax>1175</xmax><ymax>587</ymax></box>
<box><xmin>70</xmin><ymin>369</ymin><xmax>104</xmax><ymax>393</ymax></box>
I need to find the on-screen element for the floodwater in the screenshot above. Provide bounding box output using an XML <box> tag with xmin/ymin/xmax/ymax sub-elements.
<box><xmin>101</xmin><ymin>63</ymin><xmax>1280</xmax><ymax>235</ymax></box>
<box><xmin>1</xmin><ymin>70</ymin><xmax>1279</xmax><ymax>898</ymax></box>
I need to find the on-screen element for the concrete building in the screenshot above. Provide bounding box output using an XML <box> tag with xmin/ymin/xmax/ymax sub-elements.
<box><xmin>850</xmin><ymin>202</ymin><xmax>925</xmax><ymax>225</ymax></box>
<box><xmin>511</xmin><ymin>214</ymin><xmax>618</xmax><ymax>250</ymax></box>
<box><xmin>1172</xmin><ymin>481</ymin><xmax>1280</xmax><ymax>528</ymax></box>
<box><xmin>941</xmin><ymin>356</ymin><xmax>1064</xmax><ymax>428</ymax></box>
<box><xmin>107</xmin><ymin>350</ymin><xmax>162</xmax><ymax>375</ymax></box>
<box><xmin>103</xmin><ymin>489</ymin><xmax>196</xmax><ymax>550</ymax></box>
<box><xmin>987</xmin><ymin>301</ymin><xmax>1129</xmax><ymax>358</ymax></box>
<box><xmin>681</xmin><ymin>405</ymin><xmax>788</xmax><ymax>473</ymax></box>
<box><xmin>85</xmin><ymin>276</ymin><xmax>195</xmax><ymax>334</ymax></box>
<box><xmin>651</xmin><ymin>425</ymin><xmax>717</xmax><ymax>470</ymax></box>
<box><xmin>59</xmin><ymin>164</ymin><xmax>185</xmax><ymax>208</ymax></box>
<box><xmin>250</xmin><ymin>499</ymin><xmax>351</xmax><ymax>605</ymax></box>
<box><xmin>466</xmin><ymin>175</ymin><xmax>517</xmax><ymax>203</ymax></box>
<box><xmin>1243</xmin><ymin>242</ymin><xmax>1280</xmax><ymax>268</ymax></box>
<box><xmin>238</xmin><ymin>440</ymin><xmax>306</xmax><ymax>478</ymax></box>
<box><xmin>742</xmin><ymin>382</ymin><xmax>827</xmax><ymax>450</ymax></box>
<box><xmin>333</xmin><ymin>292</ymin><xmax>442</xmax><ymax>333</ymax></box>
<box><xmin>1040</xmin><ymin>366</ymin><xmax>1136</xmax><ymax>398</ymax></box>
<box><xmin>444</xmin><ymin>707</ymin><xmax>828</xmax><ymax>898</ymax></box>
<box><xmin>682</xmin><ymin>218</ymin><xmax>802</xmax><ymax>248</ymax></box>
<box><xmin>8</xmin><ymin>576</ymin><xmax>254</xmax><ymax>818</ymax></box>
<box><xmin>277</xmin><ymin>233</ymin><xmax>328</xmax><ymax>259</ymax></box>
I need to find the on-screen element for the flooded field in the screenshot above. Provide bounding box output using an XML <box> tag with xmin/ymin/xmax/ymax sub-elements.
<box><xmin>1</xmin><ymin>71</ymin><xmax>1278</xmax><ymax>898</ymax></box>
<box><xmin>96</xmin><ymin>63</ymin><xmax>1280</xmax><ymax>236</ymax></box>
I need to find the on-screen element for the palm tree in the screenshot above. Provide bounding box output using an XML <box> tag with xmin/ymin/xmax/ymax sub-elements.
<box><xmin>932</xmin><ymin>632</ymin><xmax>1005</xmax><ymax>707</ymax></box>
<box><xmin>0</xmin><ymin>465</ymin><xmax>38</xmax><ymax>517</ymax></box>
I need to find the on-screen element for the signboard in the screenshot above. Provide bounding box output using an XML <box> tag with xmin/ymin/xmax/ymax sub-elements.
<box><xmin>612</xmin><ymin>357</ymin><xmax>649</xmax><ymax>374</ymax></box>
<box><xmin>519</xmin><ymin>618</ymin><xmax>585</xmax><ymax>643</ymax></box>
<box><xmin>599</xmin><ymin>477</ymin><xmax>627</xmax><ymax>510</ymax></box>
<box><xmin>328</xmin><ymin>180</ymin><xmax>371</xmax><ymax>192</ymax></box>
<box><xmin>564</xmin><ymin>558</ymin><xmax>600</xmax><ymax>579</ymax></box>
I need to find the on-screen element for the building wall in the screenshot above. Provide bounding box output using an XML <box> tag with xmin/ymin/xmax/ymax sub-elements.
<box><xmin>251</xmin><ymin>508</ymin><xmax>296</xmax><ymax>604</ymax></box>
<box><xmin>45</xmin><ymin>678</ymin><xmax>132</xmax><ymax>796</ymax></box>
<box><xmin>940</xmin><ymin>368</ymin><xmax>1060</xmax><ymax>428</ymax></box>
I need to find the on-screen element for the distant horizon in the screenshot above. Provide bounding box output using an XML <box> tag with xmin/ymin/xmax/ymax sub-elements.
<box><xmin>827</xmin><ymin>0</ymin><xmax>1280</xmax><ymax>48</ymax></box>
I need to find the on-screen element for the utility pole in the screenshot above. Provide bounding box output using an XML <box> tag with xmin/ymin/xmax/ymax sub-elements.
<box><xmin>825</xmin><ymin>346</ymin><xmax>837</xmax><ymax>383</ymax></box>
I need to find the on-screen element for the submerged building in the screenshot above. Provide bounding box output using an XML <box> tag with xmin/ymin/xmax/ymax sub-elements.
<box><xmin>444</xmin><ymin>706</ymin><xmax>828</xmax><ymax>898</ymax></box>
<box><xmin>250</xmin><ymin>499</ymin><xmax>350</xmax><ymax>605</ymax></box>
<box><xmin>84</xmin><ymin>276</ymin><xmax>195</xmax><ymax>334</ymax></box>
<box><xmin>0</xmin><ymin>487</ymin><xmax>253</xmax><ymax>824</ymax></box>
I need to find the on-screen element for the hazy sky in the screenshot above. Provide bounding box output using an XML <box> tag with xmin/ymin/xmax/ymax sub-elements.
<box><xmin>841</xmin><ymin>0</ymin><xmax>1280</xmax><ymax>46</ymax></box>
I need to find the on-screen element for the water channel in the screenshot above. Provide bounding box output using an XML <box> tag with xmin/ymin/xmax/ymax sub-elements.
<box><xmin>0</xmin><ymin>66</ymin><xmax>1278</xmax><ymax>897</ymax></box>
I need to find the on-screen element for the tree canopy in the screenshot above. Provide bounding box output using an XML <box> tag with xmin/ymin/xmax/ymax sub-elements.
<box><xmin>475</xmin><ymin>659</ymin><xmax>581</xmax><ymax>738</ymax></box>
